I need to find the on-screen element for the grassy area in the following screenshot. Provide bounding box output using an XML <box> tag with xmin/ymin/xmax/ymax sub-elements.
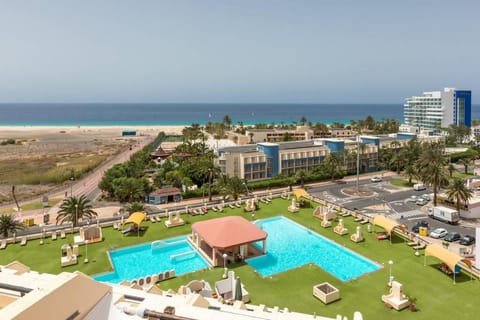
<box><xmin>0</xmin><ymin>154</ymin><xmax>106</xmax><ymax>185</ymax></box>
<box><xmin>452</xmin><ymin>172</ymin><xmax>475</xmax><ymax>180</ymax></box>
<box><xmin>390</xmin><ymin>179</ymin><xmax>414</xmax><ymax>188</ymax></box>
<box><xmin>1</xmin><ymin>199</ymin><xmax>478</xmax><ymax>319</ymax></box>
<box><xmin>0</xmin><ymin>198</ymin><xmax>63</xmax><ymax>215</ymax></box>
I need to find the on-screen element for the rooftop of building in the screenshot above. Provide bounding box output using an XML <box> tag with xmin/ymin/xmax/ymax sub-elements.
<box><xmin>0</xmin><ymin>261</ymin><xmax>342</xmax><ymax>320</ymax></box>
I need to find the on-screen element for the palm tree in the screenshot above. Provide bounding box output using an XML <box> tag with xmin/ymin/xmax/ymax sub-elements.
<box><xmin>415</xmin><ymin>146</ymin><xmax>449</xmax><ymax>206</ymax></box>
<box><xmin>390</xmin><ymin>153</ymin><xmax>405</xmax><ymax>174</ymax></box>
<box><xmin>296</xmin><ymin>170</ymin><xmax>307</xmax><ymax>188</ymax></box>
<box><xmin>299</xmin><ymin>116</ymin><xmax>307</xmax><ymax>126</ymax></box>
<box><xmin>0</xmin><ymin>214</ymin><xmax>25</xmax><ymax>238</ymax></box>
<box><xmin>446</xmin><ymin>178</ymin><xmax>473</xmax><ymax>213</ymax></box>
<box><xmin>56</xmin><ymin>195</ymin><xmax>98</xmax><ymax>229</ymax></box>
<box><xmin>447</xmin><ymin>163</ymin><xmax>455</xmax><ymax>177</ymax></box>
<box><xmin>403</xmin><ymin>165</ymin><xmax>416</xmax><ymax>184</ymax></box>
<box><xmin>222</xmin><ymin>115</ymin><xmax>232</xmax><ymax>129</ymax></box>
<box><xmin>227</xmin><ymin>177</ymin><xmax>246</xmax><ymax>200</ymax></box>
<box><xmin>126</xmin><ymin>202</ymin><xmax>144</xmax><ymax>214</ymax></box>
<box><xmin>458</xmin><ymin>158</ymin><xmax>471</xmax><ymax>174</ymax></box>
<box><xmin>215</xmin><ymin>174</ymin><xmax>231</xmax><ymax>200</ymax></box>
<box><xmin>323</xmin><ymin>152</ymin><xmax>342</xmax><ymax>181</ymax></box>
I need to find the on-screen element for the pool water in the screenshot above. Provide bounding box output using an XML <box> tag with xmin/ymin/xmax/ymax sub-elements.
<box><xmin>247</xmin><ymin>216</ymin><xmax>380</xmax><ymax>280</ymax></box>
<box><xmin>93</xmin><ymin>236</ymin><xmax>209</xmax><ymax>284</ymax></box>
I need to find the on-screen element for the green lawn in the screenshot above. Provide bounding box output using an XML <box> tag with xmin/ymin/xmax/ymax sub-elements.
<box><xmin>390</xmin><ymin>179</ymin><xmax>414</xmax><ymax>188</ymax></box>
<box><xmin>1</xmin><ymin>198</ymin><xmax>477</xmax><ymax>319</ymax></box>
<box><xmin>452</xmin><ymin>172</ymin><xmax>474</xmax><ymax>179</ymax></box>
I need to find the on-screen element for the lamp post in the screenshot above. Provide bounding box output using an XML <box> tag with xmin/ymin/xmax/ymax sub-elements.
<box><xmin>243</xmin><ymin>180</ymin><xmax>250</xmax><ymax>195</ymax></box>
<box><xmin>222</xmin><ymin>253</ymin><xmax>228</xmax><ymax>278</ymax></box>
<box><xmin>70</xmin><ymin>176</ymin><xmax>74</xmax><ymax>197</ymax></box>
<box><xmin>388</xmin><ymin>260</ymin><xmax>394</xmax><ymax>286</ymax></box>
<box><xmin>84</xmin><ymin>240</ymin><xmax>89</xmax><ymax>263</ymax></box>
<box><xmin>73</xmin><ymin>204</ymin><xmax>78</xmax><ymax>234</ymax></box>
<box><xmin>40</xmin><ymin>228</ymin><xmax>45</xmax><ymax>245</ymax></box>
<box><xmin>354</xmin><ymin>134</ymin><xmax>359</xmax><ymax>193</ymax></box>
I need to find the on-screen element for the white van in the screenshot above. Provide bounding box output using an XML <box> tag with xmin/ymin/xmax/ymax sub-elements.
<box><xmin>413</xmin><ymin>183</ymin><xmax>426</xmax><ymax>191</ymax></box>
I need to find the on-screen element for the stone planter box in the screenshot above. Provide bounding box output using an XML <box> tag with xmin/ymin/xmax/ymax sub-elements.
<box><xmin>313</xmin><ymin>282</ymin><xmax>340</xmax><ymax>304</ymax></box>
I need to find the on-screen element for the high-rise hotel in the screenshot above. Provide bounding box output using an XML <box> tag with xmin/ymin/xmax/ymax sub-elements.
<box><xmin>403</xmin><ymin>87</ymin><xmax>471</xmax><ymax>131</ymax></box>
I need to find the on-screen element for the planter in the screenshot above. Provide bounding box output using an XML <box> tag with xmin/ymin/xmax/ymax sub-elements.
<box><xmin>313</xmin><ymin>282</ymin><xmax>340</xmax><ymax>304</ymax></box>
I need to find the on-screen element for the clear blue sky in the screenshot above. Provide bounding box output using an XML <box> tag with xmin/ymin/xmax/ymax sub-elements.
<box><xmin>1</xmin><ymin>0</ymin><xmax>479</xmax><ymax>103</ymax></box>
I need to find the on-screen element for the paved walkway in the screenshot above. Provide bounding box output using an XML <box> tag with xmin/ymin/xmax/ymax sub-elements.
<box><xmin>15</xmin><ymin>171</ymin><xmax>398</xmax><ymax>229</ymax></box>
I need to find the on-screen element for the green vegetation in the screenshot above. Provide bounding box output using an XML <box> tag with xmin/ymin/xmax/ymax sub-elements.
<box><xmin>56</xmin><ymin>196</ymin><xmax>98</xmax><ymax>228</ymax></box>
<box><xmin>0</xmin><ymin>198</ymin><xmax>478</xmax><ymax>319</ymax></box>
<box><xmin>452</xmin><ymin>172</ymin><xmax>475</xmax><ymax>179</ymax></box>
<box><xmin>0</xmin><ymin>138</ymin><xmax>16</xmax><ymax>145</ymax></box>
<box><xmin>390</xmin><ymin>179</ymin><xmax>414</xmax><ymax>188</ymax></box>
<box><xmin>0</xmin><ymin>213</ymin><xmax>25</xmax><ymax>238</ymax></box>
<box><xmin>446</xmin><ymin>177</ymin><xmax>474</xmax><ymax>213</ymax></box>
<box><xmin>0</xmin><ymin>155</ymin><xmax>107</xmax><ymax>185</ymax></box>
<box><xmin>0</xmin><ymin>198</ymin><xmax>62</xmax><ymax>215</ymax></box>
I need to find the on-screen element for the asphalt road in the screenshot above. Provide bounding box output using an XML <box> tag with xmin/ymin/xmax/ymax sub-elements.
<box><xmin>307</xmin><ymin>176</ymin><xmax>476</xmax><ymax>239</ymax></box>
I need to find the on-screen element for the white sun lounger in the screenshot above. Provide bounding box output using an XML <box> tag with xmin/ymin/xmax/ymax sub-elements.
<box><xmin>20</xmin><ymin>237</ymin><xmax>27</xmax><ymax>246</ymax></box>
<box><xmin>60</xmin><ymin>230</ymin><xmax>66</xmax><ymax>239</ymax></box>
<box><xmin>0</xmin><ymin>239</ymin><xmax>7</xmax><ymax>250</ymax></box>
<box><xmin>51</xmin><ymin>231</ymin><xmax>57</xmax><ymax>240</ymax></box>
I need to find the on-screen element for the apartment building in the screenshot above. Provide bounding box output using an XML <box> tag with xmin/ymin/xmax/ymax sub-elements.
<box><xmin>404</xmin><ymin>87</ymin><xmax>471</xmax><ymax>131</ymax></box>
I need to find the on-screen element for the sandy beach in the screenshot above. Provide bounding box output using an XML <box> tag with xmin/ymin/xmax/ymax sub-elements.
<box><xmin>0</xmin><ymin>125</ymin><xmax>186</xmax><ymax>139</ymax></box>
<box><xmin>0</xmin><ymin>125</ymin><xmax>185</xmax><ymax>159</ymax></box>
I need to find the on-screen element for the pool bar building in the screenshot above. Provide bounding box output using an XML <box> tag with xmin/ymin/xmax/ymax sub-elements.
<box><xmin>190</xmin><ymin>216</ymin><xmax>268</xmax><ymax>266</ymax></box>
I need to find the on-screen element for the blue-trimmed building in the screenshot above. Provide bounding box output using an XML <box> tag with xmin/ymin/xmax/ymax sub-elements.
<box><xmin>216</xmin><ymin>132</ymin><xmax>444</xmax><ymax>181</ymax></box>
<box><xmin>217</xmin><ymin>139</ymin><xmax>379</xmax><ymax>181</ymax></box>
<box><xmin>404</xmin><ymin>88</ymin><xmax>471</xmax><ymax>131</ymax></box>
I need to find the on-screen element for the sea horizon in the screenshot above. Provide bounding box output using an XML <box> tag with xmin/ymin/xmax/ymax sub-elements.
<box><xmin>1</xmin><ymin>102</ymin><xmax>479</xmax><ymax>126</ymax></box>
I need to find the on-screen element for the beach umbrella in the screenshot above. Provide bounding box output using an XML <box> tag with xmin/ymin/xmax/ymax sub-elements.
<box><xmin>234</xmin><ymin>276</ymin><xmax>243</xmax><ymax>301</ymax></box>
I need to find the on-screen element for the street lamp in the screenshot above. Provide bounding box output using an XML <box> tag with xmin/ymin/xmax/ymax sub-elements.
<box><xmin>73</xmin><ymin>204</ymin><xmax>78</xmax><ymax>234</ymax></box>
<box><xmin>84</xmin><ymin>240</ymin><xmax>89</xmax><ymax>263</ymax></box>
<box><xmin>40</xmin><ymin>228</ymin><xmax>45</xmax><ymax>245</ymax></box>
<box><xmin>70</xmin><ymin>176</ymin><xmax>74</xmax><ymax>197</ymax></box>
<box><xmin>222</xmin><ymin>253</ymin><xmax>228</xmax><ymax>278</ymax></box>
<box><xmin>243</xmin><ymin>180</ymin><xmax>250</xmax><ymax>195</ymax></box>
<box><xmin>388</xmin><ymin>260</ymin><xmax>394</xmax><ymax>286</ymax></box>
<box><xmin>356</xmin><ymin>135</ymin><xmax>360</xmax><ymax>193</ymax></box>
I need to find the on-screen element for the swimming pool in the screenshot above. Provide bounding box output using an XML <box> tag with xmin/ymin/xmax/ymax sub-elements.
<box><xmin>246</xmin><ymin>216</ymin><xmax>380</xmax><ymax>280</ymax></box>
<box><xmin>93</xmin><ymin>236</ymin><xmax>210</xmax><ymax>284</ymax></box>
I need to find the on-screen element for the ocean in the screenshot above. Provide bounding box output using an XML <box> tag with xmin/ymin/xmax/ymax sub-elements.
<box><xmin>0</xmin><ymin>103</ymin><xmax>478</xmax><ymax>126</ymax></box>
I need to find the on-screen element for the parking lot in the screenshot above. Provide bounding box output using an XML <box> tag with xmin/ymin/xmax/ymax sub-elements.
<box><xmin>307</xmin><ymin>175</ymin><xmax>476</xmax><ymax>244</ymax></box>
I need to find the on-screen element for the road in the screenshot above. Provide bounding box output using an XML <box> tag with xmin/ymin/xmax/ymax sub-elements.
<box><xmin>307</xmin><ymin>176</ymin><xmax>476</xmax><ymax>238</ymax></box>
<box><xmin>3</xmin><ymin>135</ymin><xmax>154</xmax><ymax>224</ymax></box>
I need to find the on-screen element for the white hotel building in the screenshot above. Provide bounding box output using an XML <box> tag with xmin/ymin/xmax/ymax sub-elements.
<box><xmin>403</xmin><ymin>87</ymin><xmax>471</xmax><ymax>131</ymax></box>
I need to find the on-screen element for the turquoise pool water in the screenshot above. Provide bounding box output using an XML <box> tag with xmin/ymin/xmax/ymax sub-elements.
<box><xmin>247</xmin><ymin>216</ymin><xmax>380</xmax><ymax>280</ymax></box>
<box><xmin>93</xmin><ymin>236</ymin><xmax>209</xmax><ymax>284</ymax></box>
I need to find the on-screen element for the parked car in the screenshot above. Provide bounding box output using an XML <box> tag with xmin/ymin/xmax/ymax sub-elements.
<box><xmin>429</xmin><ymin>228</ymin><xmax>448</xmax><ymax>239</ymax></box>
<box><xmin>413</xmin><ymin>183</ymin><xmax>427</xmax><ymax>191</ymax></box>
<box><xmin>444</xmin><ymin>232</ymin><xmax>461</xmax><ymax>242</ymax></box>
<box><xmin>459</xmin><ymin>235</ymin><xmax>476</xmax><ymax>245</ymax></box>
<box><xmin>370</xmin><ymin>177</ymin><xmax>382</xmax><ymax>182</ymax></box>
<box><xmin>421</xmin><ymin>194</ymin><xmax>431</xmax><ymax>201</ymax></box>
<box><xmin>411</xmin><ymin>220</ymin><xmax>429</xmax><ymax>233</ymax></box>
<box><xmin>416</xmin><ymin>198</ymin><xmax>428</xmax><ymax>206</ymax></box>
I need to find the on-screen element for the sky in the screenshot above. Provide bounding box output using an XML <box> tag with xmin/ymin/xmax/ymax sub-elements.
<box><xmin>0</xmin><ymin>0</ymin><xmax>479</xmax><ymax>103</ymax></box>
